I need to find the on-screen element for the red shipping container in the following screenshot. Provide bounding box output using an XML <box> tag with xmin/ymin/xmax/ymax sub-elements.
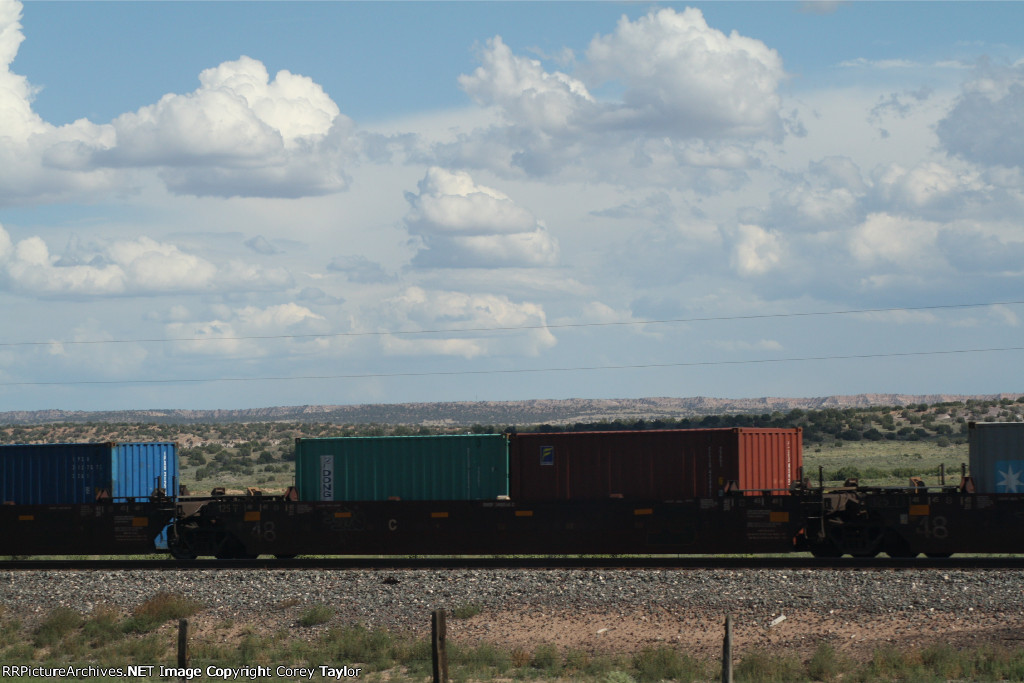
<box><xmin>509</xmin><ymin>428</ymin><xmax>802</xmax><ymax>500</ymax></box>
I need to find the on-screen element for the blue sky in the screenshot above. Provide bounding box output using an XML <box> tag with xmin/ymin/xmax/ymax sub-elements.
<box><xmin>19</xmin><ymin>2</ymin><xmax>1024</xmax><ymax>124</ymax></box>
<box><xmin>1</xmin><ymin>1</ymin><xmax>1022</xmax><ymax>412</ymax></box>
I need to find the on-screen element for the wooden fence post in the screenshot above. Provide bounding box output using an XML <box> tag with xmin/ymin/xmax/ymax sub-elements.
<box><xmin>432</xmin><ymin>609</ymin><xmax>449</xmax><ymax>683</ymax></box>
<box><xmin>721</xmin><ymin>614</ymin><xmax>733</xmax><ymax>683</ymax></box>
<box><xmin>178</xmin><ymin>619</ymin><xmax>189</xmax><ymax>682</ymax></box>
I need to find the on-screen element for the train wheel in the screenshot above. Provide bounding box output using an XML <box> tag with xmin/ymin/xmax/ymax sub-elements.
<box><xmin>169</xmin><ymin>545</ymin><xmax>197</xmax><ymax>561</ymax></box>
<box><xmin>168</xmin><ymin>532</ymin><xmax>198</xmax><ymax>560</ymax></box>
<box><xmin>925</xmin><ymin>552</ymin><xmax>953</xmax><ymax>559</ymax></box>
<box><xmin>214</xmin><ymin>535</ymin><xmax>256</xmax><ymax>560</ymax></box>
<box><xmin>883</xmin><ymin>534</ymin><xmax>918</xmax><ymax>559</ymax></box>
<box><xmin>810</xmin><ymin>541</ymin><xmax>842</xmax><ymax>558</ymax></box>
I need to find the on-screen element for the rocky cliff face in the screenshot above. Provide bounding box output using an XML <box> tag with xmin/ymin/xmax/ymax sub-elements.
<box><xmin>1</xmin><ymin>393</ymin><xmax>1020</xmax><ymax>426</ymax></box>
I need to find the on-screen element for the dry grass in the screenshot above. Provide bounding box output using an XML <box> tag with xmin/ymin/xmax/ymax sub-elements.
<box><xmin>805</xmin><ymin>439</ymin><xmax>968</xmax><ymax>487</ymax></box>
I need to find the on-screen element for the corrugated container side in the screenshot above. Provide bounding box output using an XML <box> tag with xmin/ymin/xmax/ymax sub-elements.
<box><xmin>736</xmin><ymin>428</ymin><xmax>802</xmax><ymax>494</ymax></box>
<box><xmin>509</xmin><ymin>428</ymin><xmax>802</xmax><ymax>501</ymax></box>
<box><xmin>0</xmin><ymin>442</ymin><xmax>179</xmax><ymax>504</ymax></box>
<box><xmin>295</xmin><ymin>434</ymin><xmax>509</xmax><ymax>501</ymax></box>
<box><xmin>969</xmin><ymin>422</ymin><xmax>1024</xmax><ymax>493</ymax></box>
<box><xmin>112</xmin><ymin>442</ymin><xmax>179</xmax><ymax>501</ymax></box>
<box><xmin>0</xmin><ymin>443</ymin><xmax>112</xmax><ymax>504</ymax></box>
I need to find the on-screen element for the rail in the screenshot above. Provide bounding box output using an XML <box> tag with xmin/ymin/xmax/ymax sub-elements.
<box><xmin>2</xmin><ymin>556</ymin><xmax>1024</xmax><ymax>570</ymax></box>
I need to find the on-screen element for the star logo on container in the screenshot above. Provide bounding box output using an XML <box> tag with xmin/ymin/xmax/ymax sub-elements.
<box><xmin>996</xmin><ymin>461</ymin><xmax>1024</xmax><ymax>493</ymax></box>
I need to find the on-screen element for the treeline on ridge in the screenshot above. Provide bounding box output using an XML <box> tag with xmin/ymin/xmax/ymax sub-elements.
<box><xmin>2</xmin><ymin>397</ymin><xmax>1023</xmax><ymax>451</ymax></box>
<box><xmin>515</xmin><ymin>397</ymin><xmax>1024</xmax><ymax>446</ymax></box>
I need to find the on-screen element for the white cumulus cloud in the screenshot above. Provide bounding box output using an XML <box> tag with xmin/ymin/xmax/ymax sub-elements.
<box><xmin>164</xmin><ymin>303</ymin><xmax>325</xmax><ymax>357</ymax></box>
<box><xmin>105</xmin><ymin>56</ymin><xmax>340</xmax><ymax>161</ymax></box>
<box><xmin>732</xmin><ymin>224</ymin><xmax>783</xmax><ymax>276</ymax></box>
<box><xmin>443</xmin><ymin>8</ymin><xmax>788</xmax><ymax>181</ymax></box>
<box><xmin>96</xmin><ymin>56</ymin><xmax>355</xmax><ymax>198</ymax></box>
<box><xmin>0</xmin><ymin>0</ymin><xmax>41</xmax><ymax>136</ymax></box>
<box><xmin>374</xmin><ymin>286</ymin><xmax>556</xmax><ymax>358</ymax></box>
<box><xmin>405</xmin><ymin>167</ymin><xmax>559</xmax><ymax>268</ymax></box>
<box><xmin>765</xmin><ymin>157</ymin><xmax>868</xmax><ymax>231</ymax></box>
<box><xmin>585</xmin><ymin>7</ymin><xmax>785</xmax><ymax>139</ymax></box>
<box><xmin>937</xmin><ymin>63</ymin><xmax>1024</xmax><ymax>169</ymax></box>
<box><xmin>0</xmin><ymin>224</ymin><xmax>293</xmax><ymax>297</ymax></box>
<box><xmin>872</xmin><ymin>161</ymin><xmax>985</xmax><ymax>213</ymax></box>
<box><xmin>0</xmin><ymin>0</ymin><xmax>357</xmax><ymax>202</ymax></box>
<box><xmin>459</xmin><ymin>36</ymin><xmax>595</xmax><ymax>133</ymax></box>
<box><xmin>848</xmin><ymin>213</ymin><xmax>944</xmax><ymax>269</ymax></box>
<box><xmin>0</xmin><ymin>1</ymin><xmax>119</xmax><ymax>202</ymax></box>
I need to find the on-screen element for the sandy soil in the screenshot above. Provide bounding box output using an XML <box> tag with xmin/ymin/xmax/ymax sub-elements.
<box><xmin>444</xmin><ymin>607</ymin><xmax>1024</xmax><ymax>663</ymax></box>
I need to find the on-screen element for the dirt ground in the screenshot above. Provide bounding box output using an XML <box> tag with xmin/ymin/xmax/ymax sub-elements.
<box><xmin>443</xmin><ymin>607</ymin><xmax>1024</xmax><ymax>663</ymax></box>
<box><xmin>99</xmin><ymin>600</ymin><xmax>1024</xmax><ymax>677</ymax></box>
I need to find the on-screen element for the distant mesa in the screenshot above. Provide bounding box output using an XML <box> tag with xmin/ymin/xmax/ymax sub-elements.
<box><xmin>0</xmin><ymin>393</ymin><xmax>1020</xmax><ymax>426</ymax></box>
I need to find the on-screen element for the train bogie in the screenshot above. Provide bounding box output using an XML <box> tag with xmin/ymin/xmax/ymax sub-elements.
<box><xmin>801</xmin><ymin>488</ymin><xmax>1024</xmax><ymax>558</ymax></box>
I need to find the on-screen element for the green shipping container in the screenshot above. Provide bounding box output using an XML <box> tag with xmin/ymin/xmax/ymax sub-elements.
<box><xmin>294</xmin><ymin>434</ymin><xmax>509</xmax><ymax>501</ymax></box>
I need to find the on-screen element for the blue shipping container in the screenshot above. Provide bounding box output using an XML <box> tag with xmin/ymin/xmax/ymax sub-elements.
<box><xmin>112</xmin><ymin>442</ymin><xmax>178</xmax><ymax>501</ymax></box>
<box><xmin>969</xmin><ymin>422</ymin><xmax>1024</xmax><ymax>493</ymax></box>
<box><xmin>0</xmin><ymin>442</ymin><xmax>178</xmax><ymax>504</ymax></box>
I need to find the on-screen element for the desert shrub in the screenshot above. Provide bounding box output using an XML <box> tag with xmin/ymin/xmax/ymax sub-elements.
<box><xmin>449</xmin><ymin>640</ymin><xmax>512</xmax><ymax>675</ymax></box>
<box><xmin>83</xmin><ymin>605</ymin><xmax>124</xmax><ymax>647</ymax></box>
<box><xmin>511</xmin><ymin>647</ymin><xmax>530</xmax><ymax>668</ymax></box>
<box><xmin>122</xmin><ymin>592</ymin><xmax>202</xmax><ymax>633</ymax></box>
<box><xmin>734</xmin><ymin>648</ymin><xmax>804</xmax><ymax>682</ymax></box>
<box><xmin>633</xmin><ymin>646</ymin><xmax>705</xmax><ymax>683</ymax></box>
<box><xmin>808</xmin><ymin>641</ymin><xmax>851</xmax><ymax>682</ymax></box>
<box><xmin>321</xmin><ymin>624</ymin><xmax>398</xmax><ymax>667</ymax></box>
<box><xmin>298</xmin><ymin>605</ymin><xmax>333</xmax><ymax>627</ymax></box>
<box><xmin>530</xmin><ymin>643</ymin><xmax>561</xmax><ymax>674</ymax></box>
<box><xmin>33</xmin><ymin>608</ymin><xmax>81</xmax><ymax>648</ymax></box>
<box><xmin>451</xmin><ymin>603</ymin><xmax>482</xmax><ymax>619</ymax></box>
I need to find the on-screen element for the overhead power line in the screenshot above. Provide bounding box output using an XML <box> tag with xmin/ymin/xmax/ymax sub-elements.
<box><xmin>2</xmin><ymin>345</ymin><xmax>1022</xmax><ymax>388</ymax></box>
<box><xmin>1</xmin><ymin>300</ymin><xmax>1021</xmax><ymax>348</ymax></box>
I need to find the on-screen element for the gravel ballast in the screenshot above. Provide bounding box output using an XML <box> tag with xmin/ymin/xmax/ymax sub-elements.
<box><xmin>2</xmin><ymin>568</ymin><xmax>1022</xmax><ymax>660</ymax></box>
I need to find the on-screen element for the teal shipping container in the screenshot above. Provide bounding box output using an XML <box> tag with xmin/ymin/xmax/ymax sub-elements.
<box><xmin>294</xmin><ymin>434</ymin><xmax>509</xmax><ymax>501</ymax></box>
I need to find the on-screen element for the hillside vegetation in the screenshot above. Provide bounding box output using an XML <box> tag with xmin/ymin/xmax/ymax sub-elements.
<box><xmin>1</xmin><ymin>397</ymin><xmax>1021</xmax><ymax>493</ymax></box>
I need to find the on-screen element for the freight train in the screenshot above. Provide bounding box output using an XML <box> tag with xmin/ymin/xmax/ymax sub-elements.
<box><xmin>2</xmin><ymin>424</ymin><xmax>1023</xmax><ymax>560</ymax></box>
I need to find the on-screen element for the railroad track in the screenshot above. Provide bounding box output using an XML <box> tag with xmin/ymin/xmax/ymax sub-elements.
<box><xmin>3</xmin><ymin>556</ymin><xmax>1024</xmax><ymax>570</ymax></box>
